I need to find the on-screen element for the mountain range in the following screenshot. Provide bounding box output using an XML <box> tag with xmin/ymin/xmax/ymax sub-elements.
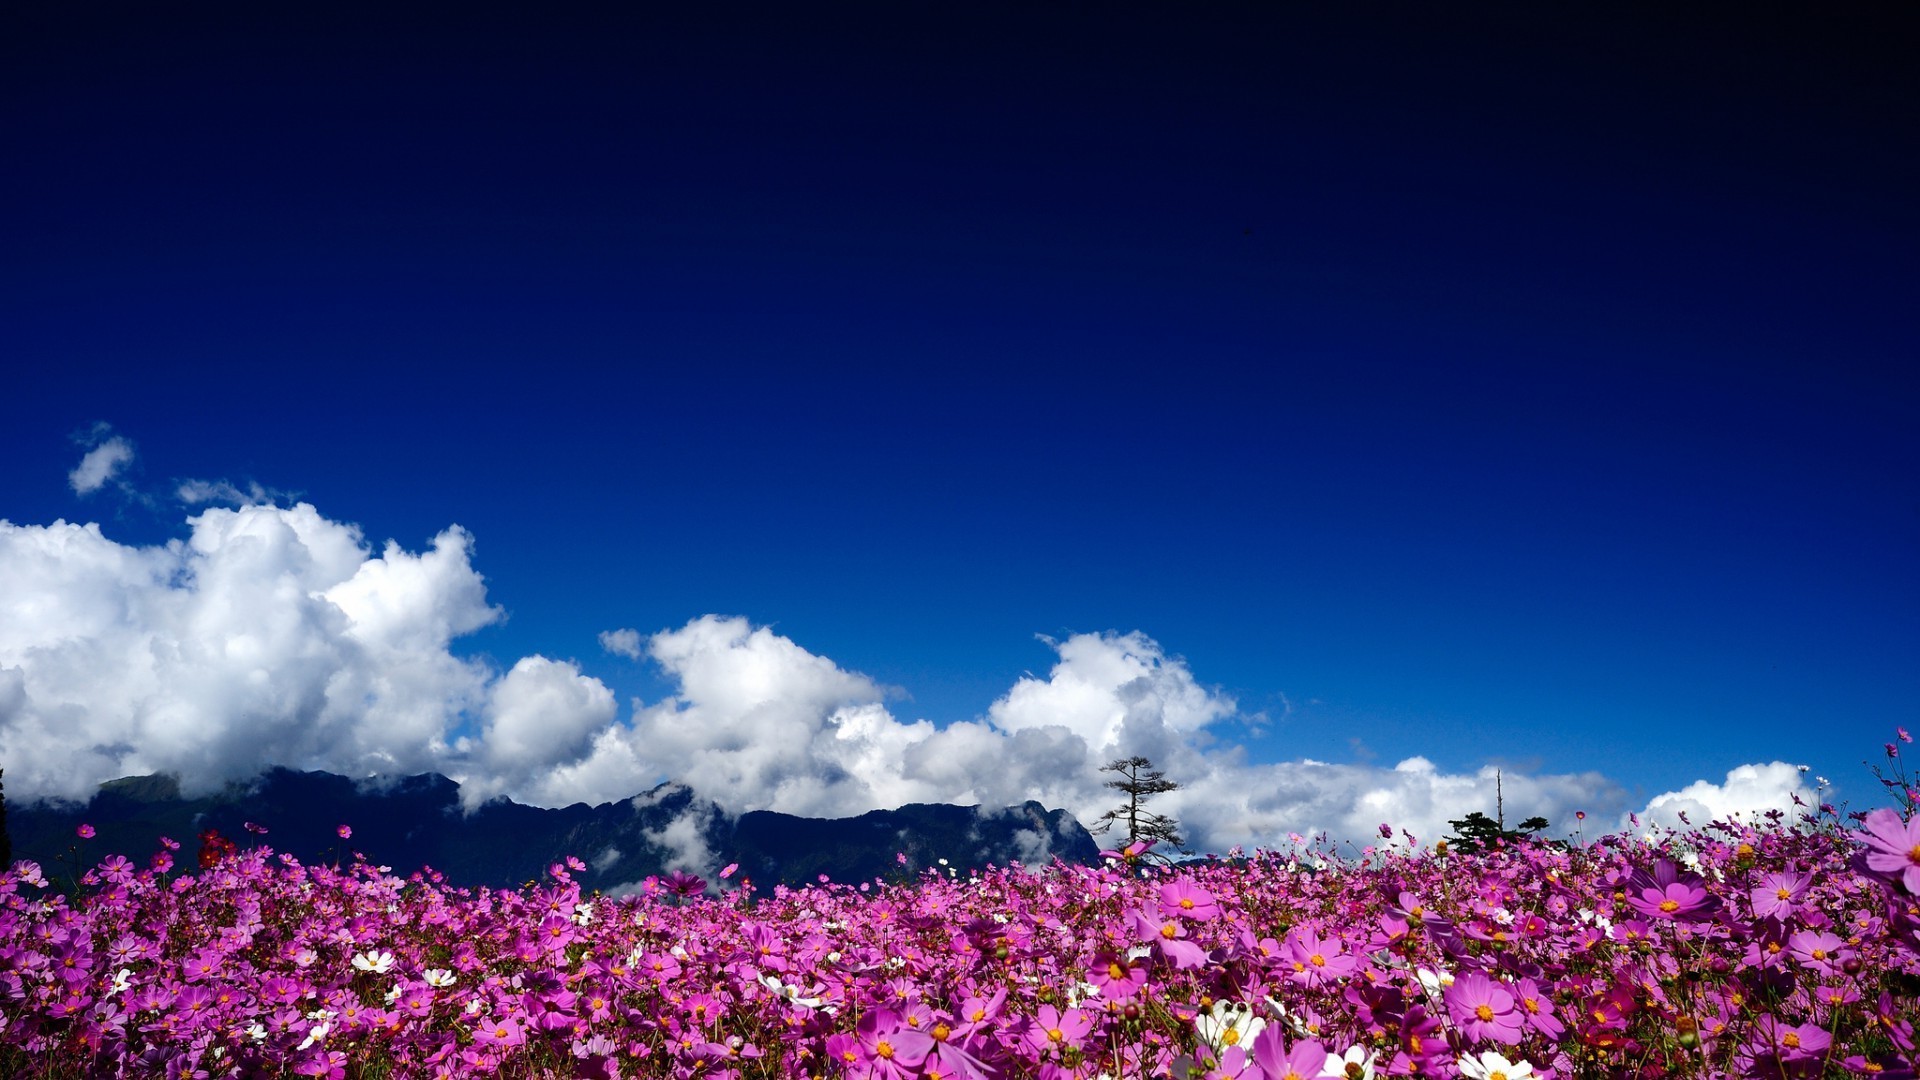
<box><xmin>5</xmin><ymin>768</ymin><xmax>1101</xmax><ymax>892</ymax></box>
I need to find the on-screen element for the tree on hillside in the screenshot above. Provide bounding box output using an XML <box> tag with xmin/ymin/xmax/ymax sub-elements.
<box><xmin>1443</xmin><ymin>769</ymin><xmax>1550</xmax><ymax>854</ymax></box>
<box><xmin>1092</xmin><ymin>756</ymin><xmax>1188</xmax><ymax>857</ymax></box>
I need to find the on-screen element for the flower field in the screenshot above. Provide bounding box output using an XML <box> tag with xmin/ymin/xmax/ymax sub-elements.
<box><xmin>5</xmin><ymin>775</ymin><xmax>1920</xmax><ymax>1079</ymax></box>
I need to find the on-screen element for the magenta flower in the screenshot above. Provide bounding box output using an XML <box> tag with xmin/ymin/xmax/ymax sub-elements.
<box><xmin>1248</xmin><ymin>1026</ymin><xmax>1329</xmax><ymax>1080</ymax></box>
<box><xmin>857</xmin><ymin>1008</ymin><xmax>934</xmax><ymax>1079</ymax></box>
<box><xmin>472</xmin><ymin>1015</ymin><xmax>525</xmax><ymax>1049</ymax></box>
<box><xmin>1747</xmin><ymin>1015</ymin><xmax>1832</xmax><ymax>1064</ymax></box>
<box><xmin>1446</xmin><ymin>971</ymin><xmax>1524</xmax><ymax>1045</ymax></box>
<box><xmin>336</xmin><ymin>824</ymin><xmax>352</xmax><ymax>839</ymax></box>
<box><xmin>1022</xmin><ymin>1004</ymin><xmax>1093</xmax><ymax>1056</ymax></box>
<box><xmin>1088</xmin><ymin>950</ymin><xmax>1149</xmax><ymax>1000</ymax></box>
<box><xmin>1859</xmin><ymin>808</ymin><xmax>1920</xmax><ymax>893</ymax></box>
<box><xmin>76</xmin><ymin>823</ymin><xmax>95</xmax><ymax>839</ymax></box>
<box><xmin>1159</xmin><ymin>879</ymin><xmax>1220</xmax><ymax>920</ymax></box>
<box><xmin>1627</xmin><ymin>879</ymin><xmax>1719</xmax><ymax>921</ymax></box>
<box><xmin>662</xmin><ymin>870</ymin><xmax>707</xmax><ymax>897</ymax></box>
<box><xmin>1280</xmin><ymin>926</ymin><xmax>1358</xmax><ymax>989</ymax></box>
<box><xmin>1750</xmin><ymin>871</ymin><xmax>1811</xmax><ymax>920</ymax></box>
<box><xmin>1512</xmin><ymin>977</ymin><xmax>1564</xmax><ymax>1040</ymax></box>
<box><xmin>1787</xmin><ymin>929</ymin><xmax>1849</xmax><ymax>976</ymax></box>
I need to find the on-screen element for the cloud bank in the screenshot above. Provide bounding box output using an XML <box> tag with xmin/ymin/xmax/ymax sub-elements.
<box><xmin>0</xmin><ymin>495</ymin><xmax>1813</xmax><ymax>852</ymax></box>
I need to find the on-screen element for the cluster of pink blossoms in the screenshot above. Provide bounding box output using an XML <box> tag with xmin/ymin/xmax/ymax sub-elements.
<box><xmin>4</xmin><ymin>788</ymin><xmax>1920</xmax><ymax>1078</ymax></box>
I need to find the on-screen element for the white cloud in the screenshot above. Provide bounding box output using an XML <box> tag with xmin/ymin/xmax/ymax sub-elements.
<box><xmin>0</xmin><ymin>505</ymin><xmax>508</xmax><ymax>802</ymax></box>
<box><xmin>176</xmin><ymin>478</ymin><xmax>279</xmax><ymax>507</ymax></box>
<box><xmin>1633</xmin><ymin>762</ymin><xmax>1813</xmax><ymax>832</ymax></box>
<box><xmin>598</xmin><ymin>628</ymin><xmax>643</xmax><ymax>660</ymax></box>
<box><xmin>0</xmin><ymin>490</ymin><xmax>1773</xmax><ymax>855</ymax></box>
<box><xmin>68</xmin><ymin>433</ymin><xmax>135</xmax><ymax>496</ymax></box>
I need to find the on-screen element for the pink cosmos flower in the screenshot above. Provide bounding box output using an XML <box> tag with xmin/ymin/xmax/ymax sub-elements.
<box><xmin>1859</xmin><ymin>808</ymin><xmax>1920</xmax><ymax>893</ymax></box>
<box><xmin>76</xmin><ymin>824</ymin><xmax>95</xmax><ymax>839</ymax></box>
<box><xmin>1626</xmin><ymin>879</ymin><xmax>1718</xmax><ymax>921</ymax></box>
<box><xmin>1247</xmin><ymin>1026</ymin><xmax>1329</xmax><ymax>1080</ymax></box>
<box><xmin>1511</xmin><ymin>977</ymin><xmax>1564</xmax><ymax>1040</ymax></box>
<box><xmin>1088</xmin><ymin>950</ymin><xmax>1149</xmax><ymax>1000</ymax></box>
<box><xmin>1132</xmin><ymin>907</ymin><xmax>1210</xmax><ymax>969</ymax></box>
<box><xmin>1022</xmin><ymin>1004</ymin><xmax>1093</xmax><ymax>1056</ymax></box>
<box><xmin>472</xmin><ymin>1015</ymin><xmax>525</xmax><ymax>1049</ymax></box>
<box><xmin>1746</xmin><ymin>1014</ymin><xmax>1832</xmax><ymax>1064</ymax></box>
<box><xmin>1750</xmin><ymin>871</ymin><xmax>1811</xmax><ymax>920</ymax></box>
<box><xmin>336</xmin><ymin>825</ymin><xmax>352</xmax><ymax>840</ymax></box>
<box><xmin>1445</xmin><ymin>971</ymin><xmax>1524</xmax><ymax>1045</ymax></box>
<box><xmin>1786</xmin><ymin>929</ymin><xmax>1849</xmax><ymax>977</ymax></box>
<box><xmin>1281</xmin><ymin>926</ymin><xmax>1358</xmax><ymax>989</ymax></box>
<box><xmin>856</xmin><ymin>1008</ymin><xmax>934</xmax><ymax>1080</ymax></box>
<box><xmin>1159</xmin><ymin>880</ymin><xmax>1220</xmax><ymax>920</ymax></box>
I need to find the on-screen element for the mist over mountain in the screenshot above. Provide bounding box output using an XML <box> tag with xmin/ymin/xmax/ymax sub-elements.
<box><xmin>6</xmin><ymin>768</ymin><xmax>1100</xmax><ymax>891</ymax></box>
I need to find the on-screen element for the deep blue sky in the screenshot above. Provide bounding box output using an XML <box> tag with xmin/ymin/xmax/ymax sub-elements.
<box><xmin>4</xmin><ymin>3</ymin><xmax>1916</xmax><ymax>808</ymax></box>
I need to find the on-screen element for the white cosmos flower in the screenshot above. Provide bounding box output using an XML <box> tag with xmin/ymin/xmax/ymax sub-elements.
<box><xmin>297</xmin><ymin>1021</ymin><xmax>330</xmax><ymax>1051</ymax></box>
<box><xmin>1458</xmin><ymin>1050</ymin><xmax>1536</xmax><ymax>1080</ymax></box>
<box><xmin>1415</xmin><ymin>967</ymin><xmax>1455</xmax><ymax>997</ymax></box>
<box><xmin>351</xmin><ymin>949</ymin><xmax>395</xmax><ymax>974</ymax></box>
<box><xmin>1195</xmin><ymin>1000</ymin><xmax>1266</xmax><ymax>1051</ymax></box>
<box><xmin>1324</xmin><ymin>1045</ymin><xmax>1377</xmax><ymax>1079</ymax></box>
<box><xmin>757</xmin><ymin>974</ymin><xmax>826</xmax><ymax>1011</ymax></box>
<box><xmin>572</xmin><ymin>902</ymin><xmax>595</xmax><ymax>926</ymax></box>
<box><xmin>423</xmin><ymin>968</ymin><xmax>456</xmax><ymax>987</ymax></box>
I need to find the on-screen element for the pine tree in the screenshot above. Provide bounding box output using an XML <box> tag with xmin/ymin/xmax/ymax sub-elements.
<box><xmin>1443</xmin><ymin>771</ymin><xmax>1550</xmax><ymax>854</ymax></box>
<box><xmin>1092</xmin><ymin>756</ymin><xmax>1187</xmax><ymax>857</ymax></box>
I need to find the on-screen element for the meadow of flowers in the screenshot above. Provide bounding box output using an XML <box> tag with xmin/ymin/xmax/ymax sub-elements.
<box><xmin>5</xmin><ymin>746</ymin><xmax>1920</xmax><ymax>1080</ymax></box>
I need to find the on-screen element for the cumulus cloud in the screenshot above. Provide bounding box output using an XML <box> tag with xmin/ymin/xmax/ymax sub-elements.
<box><xmin>0</xmin><ymin>491</ymin><xmax>1785</xmax><ymax>853</ymax></box>
<box><xmin>68</xmin><ymin>426</ymin><xmax>136</xmax><ymax>496</ymax></box>
<box><xmin>505</xmin><ymin>614</ymin><xmax>1629</xmax><ymax>852</ymax></box>
<box><xmin>1633</xmin><ymin>762</ymin><xmax>1814</xmax><ymax>832</ymax></box>
<box><xmin>0</xmin><ymin>503</ymin><xmax>603</xmax><ymax>805</ymax></box>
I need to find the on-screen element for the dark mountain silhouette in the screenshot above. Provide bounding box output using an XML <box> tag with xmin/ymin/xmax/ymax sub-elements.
<box><xmin>7</xmin><ymin>768</ymin><xmax>1099</xmax><ymax>891</ymax></box>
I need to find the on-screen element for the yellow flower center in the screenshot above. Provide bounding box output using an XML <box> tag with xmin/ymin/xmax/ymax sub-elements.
<box><xmin>1659</xmin><ymin>899</ymin><xmax>1680</xmax><ymax>913</ymax></box>
<box><xmin>1047</xmin><ymin>1027</ymin><xmax>1064</xmax><ymax>1043</ymax></box>
<box><xmin>1161</xmin><ymin>923</ymin><xmax>1179</xmax><ymax>939</ymax></box>
<box><xmin>1310</xmin><ymin>953</ymin><xmax>1327</xmax><ymax>967</ymax></box>
<box><xmin>876</xmin><ymin>1040</ymin><xmax>895</xmax><ymax>1060</ymax></box>
<box><xmin>1476</xmin><ymin>1004</ymin><xmax>1495</xmax><ymax>1022</ymax></box>
<box><xmin>1109</xmin><ymin>962</ymin><xmax>1126</xmax><ymax>979</ymax></box>
<box><xmin>1181</xmin><ymin>898</ymin><xmax>1195</xmax><ymax>910</ymax></box>
<box><xmin>932</xmin><ymin>1023</ymin><xmax>951</xmax><ymax>1042</ymax></box>
<box><xmin>1783</xmin><ymin>1032</ymin><xmax>1801</xmax><ymax>1049</ymax></box>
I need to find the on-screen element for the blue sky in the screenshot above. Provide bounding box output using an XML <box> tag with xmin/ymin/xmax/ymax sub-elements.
<box><xmin>2</xmin><ymin>4</ymin><xmax>1914</xmax><ymax>848</ymax></box>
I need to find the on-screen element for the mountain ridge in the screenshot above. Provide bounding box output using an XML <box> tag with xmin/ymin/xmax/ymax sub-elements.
<box><xmin>7</xmin><ymin>767</ymin><xmax>1101</xmax><ymax>891</ymax></box>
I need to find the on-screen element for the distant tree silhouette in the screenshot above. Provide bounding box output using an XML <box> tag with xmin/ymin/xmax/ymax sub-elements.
<box><xmin>1092</xmin><ymin>756</ymin><xmax>1188</xmax><ymax>856</ymax></box>
<box><xmin>1443</xmin><ymin>770</ymin><xmax>1550</xmax><ymax>854</ymax></box>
